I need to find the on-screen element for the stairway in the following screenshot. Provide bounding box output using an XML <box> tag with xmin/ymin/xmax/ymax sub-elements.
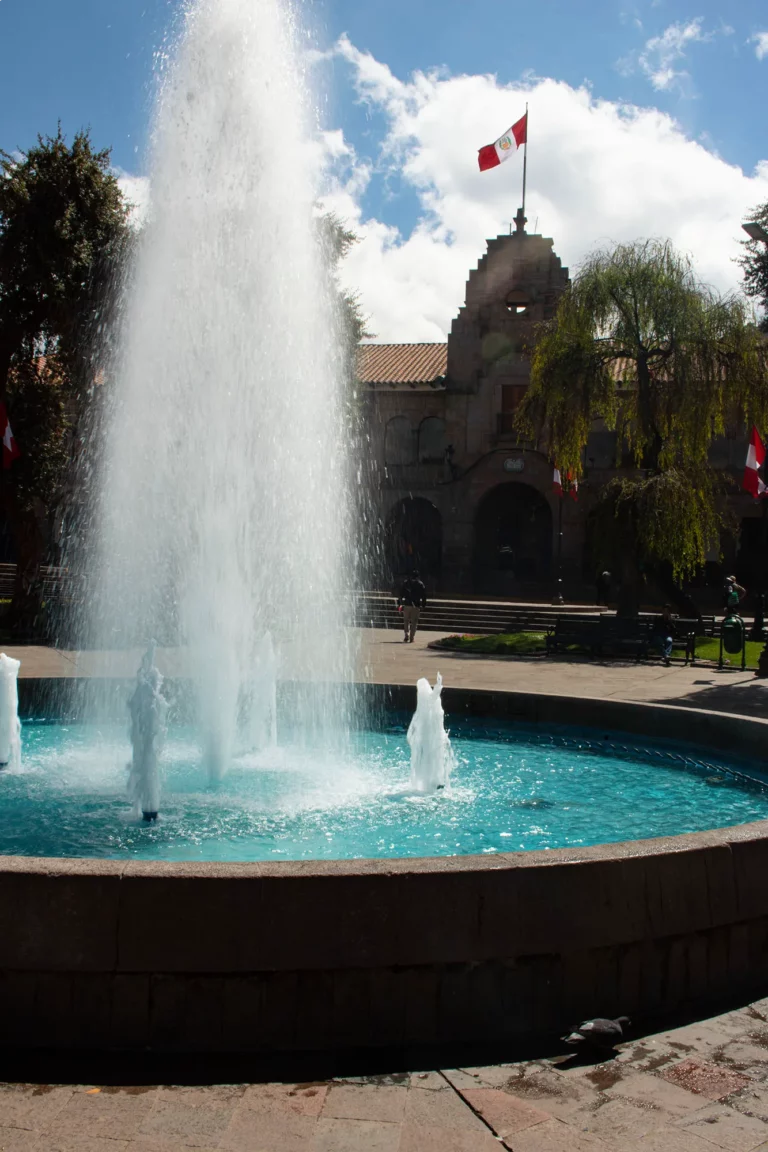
<box><xmin>352</xmin><ymin>591</ymin><xmax>604</xmax><ymax>635</ymax></box>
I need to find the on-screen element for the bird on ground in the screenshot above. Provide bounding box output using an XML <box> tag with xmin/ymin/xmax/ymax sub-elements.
<box><xmin>561</xmin><ymin>1016</ymin><xmax>630</xmax><ymax>1050</ymax></box>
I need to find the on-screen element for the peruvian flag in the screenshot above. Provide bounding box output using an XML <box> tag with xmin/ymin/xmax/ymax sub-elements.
<box><xmin>478</xmin><ymin>112</ymin><xmax>527</xmax><ymax>172</ymax></box>
<box><xmin>0</xmin><ymin>402</ymin><xmax>20</xmax><ymax>470</ymax></box>
<box><xmin>569</xmin><ymin>473</ymin><xmax>579</xmax><ymax>502</ymax></box>
<box><xmin>743</xmin><ymin>425</ymin><xmax>766</xmax><ymax>497</ymax></box>
<box><xmin>553</xmin><ymin>465</ymin><xmax>562</xmax><ymax>496</ymax></box>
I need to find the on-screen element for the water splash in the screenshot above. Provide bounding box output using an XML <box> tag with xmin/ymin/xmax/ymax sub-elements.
<box><xmin>91</xmin><ymin>0</ymin><xmax>353</xmax><ymax>777</ymax></box>
<box><xmin>127</xmin><ymin>644</ymin><xmax>169</xmax><ymax>820</ymax></box>
<box><xmin>0</xmin><ymin>654</ymin><xmax>21</xmax><ymax>771</ymax></box>
<box><xmin>407</xmin><ymin>673</ymin><xmax>456</xmax><ymax>793</ymax></box>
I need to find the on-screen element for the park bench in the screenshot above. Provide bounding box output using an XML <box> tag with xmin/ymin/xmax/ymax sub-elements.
<box><xmin>546</xmin><ymin>614</ymin><xmax>697</xmax><ymax>663</ymax></box>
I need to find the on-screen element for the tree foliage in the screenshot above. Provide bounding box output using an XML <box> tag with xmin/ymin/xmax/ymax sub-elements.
<box><xmin>738</xmin><ymin>203</ymin><xmax>768</xmax><ymax>332</ymax></box>
<box><xmin>0</xmin><ymin>127</ymin><xmax>128</xmax><ymax>625</ymax></box>
<box><xmin>519</xmin><ymin>239</ymin><xmax>768</xmax><ymax>582</ymax></box>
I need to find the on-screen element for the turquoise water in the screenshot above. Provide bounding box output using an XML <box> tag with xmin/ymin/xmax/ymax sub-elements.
<box><xmin>0</xmin><ymin>719</ymin><xmax>767</xmax><ymax>861</ymax></box>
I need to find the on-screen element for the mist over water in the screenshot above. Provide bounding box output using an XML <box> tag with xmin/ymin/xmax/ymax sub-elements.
<box><xmin>90</xmin><ymin>0</ymin><xmax>355</xmax><ymax>777</ymax></box>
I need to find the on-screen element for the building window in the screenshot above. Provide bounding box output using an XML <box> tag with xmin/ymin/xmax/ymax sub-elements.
<box><xmin>384</xmin><ymin>416</ymin><xmax>416</xmax><ymax>466</ymax></box>
<box><xmin>418</xmin><ymin>417</ymin><xmax>446</xmax><ymax>463</ymax></box>
<box><xmin>497</xmin><ymin>385</ymin><xmax>527</xmax><ymax>434</ymax></box>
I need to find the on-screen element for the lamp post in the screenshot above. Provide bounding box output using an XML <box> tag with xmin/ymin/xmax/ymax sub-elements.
<box><xmin>551</xmin><ymin>476</ymin><xmax>576</xmax><ymax>606</ymax></box>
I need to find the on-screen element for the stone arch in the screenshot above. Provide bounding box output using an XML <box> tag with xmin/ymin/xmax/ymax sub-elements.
<box><xmin>385</xmin><ymin>497</ymin><xmax>442</xmax><ymax>584</ymax></box>
<box><xmin>384</xmin><ymin>416</ymin><xmax>415</xmax><ymax>466</ymax></box>
<box><xmin>418</xmin><ymin>417</ymin><xmax>446</xmax><ymax>464</ymax></box>
<box><xmin>473</xmin><ymin>482</ymin><xmax>552</xmax><ymax>592</ymax></box>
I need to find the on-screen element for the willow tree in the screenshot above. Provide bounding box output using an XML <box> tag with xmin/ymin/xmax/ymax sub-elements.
<box><xmin>518</xmin><ymin>239</ymin><xmax>768</xmax><ymax>606</ymax></box>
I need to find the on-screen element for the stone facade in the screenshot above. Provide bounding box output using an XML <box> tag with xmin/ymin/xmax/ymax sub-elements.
<box><xmin>361</xmin><ymin>218</ymin><xmax>763</xmax><ymax>603</ymax></box>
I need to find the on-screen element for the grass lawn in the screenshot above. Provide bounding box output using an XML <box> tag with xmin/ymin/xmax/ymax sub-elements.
<box><xmin>437</xmin><ymin>632</ymin><xmax>548</xmax><ymax>655</ymax></box>
<box><xmin>436</xmin><ymin>630</ymin><xmax>765</xmax><ymax>668</ymax></box>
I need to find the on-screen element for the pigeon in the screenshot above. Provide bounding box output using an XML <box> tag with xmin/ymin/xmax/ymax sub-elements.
<box><xmin>562</xmin><ymin>1016</ymin><xmax>630</xmax><ymax>1050</ymax></box>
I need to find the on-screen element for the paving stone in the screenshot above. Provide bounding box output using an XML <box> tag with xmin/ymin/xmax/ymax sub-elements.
<box><xmin>660</xmin><ymin>1059</ymin><xmax>753</xmax><ymax>1101</ymax></box>
<box><xmin>500</xmin><ymin>1115</ymin><xmax>612</xmax><ymax>1151</ymax></box>
<box><xmin>577</xmin><ymin>1096</ymin><xmax>670</xmax><ymax>1142</ymax></box>
<box><xmin>322</xmin><ymin>1083</ymin><xmax>407</xmax><ymax>1123</ymax></box>
<box><xmin>310</xmin><ymin>1116</ymin><xmax>400</xmax><ymax>1152</ymax></box>
<box><xmin>0</xmin><ymin>1127</ymin><xmax>42</xmax><ymax>1151</ymax></box>
<box><xmin>442</xmin><ymin>1065</ymin><xmax>517</xmax><ymax>1090</ymax></box>
<box><xmin>218</xmin><ymin>1108</ymin><xmax>317</xmax><ymax>1151</ymax></box>
<box><xmin>719</xmin><ymin>1042</ymin><xmax>768</xmax><ymax>1074</ymax></box>
<box><xmin>607</xmin><ymin>1070</ymin><xmax>709</xmax><ymax>1117</ymax></box>
<box><xmin>623</xmin><ymin>1126</ymin><xmax>722</xmax><ymax>1151</ymax></box>
<box><xmin>0</xmin><ymin>1087</ymin><xmax>75</xmax><ymax>1132</ymax></box>
<box><xmin>729</xmin><ymin>1083</ymin><xmax>768</xmax><ymax>1123</ymax></box>
<box><xmin>659</xmin><ymin>1024</ymin><xmax>735</xmax><ymax>1060</ymax></box>
<box><xmin>495</xmin><ymin>1066</ymin><xmax>600</xmax><ymax>1123</ymax></box>
<box><xmin>398</xmin><ymin>1124</ymin><xmax>503</xmax><ymax>1152</ymax></box>
<box><xmin>459</xmin><ymin>1087</ymin><xmax>550</xmax><ymax>1138</ymax></box>
<box><xmin>136</xmin><ymin>1085</ymin><xmax>244</xmax><ymax>1148</ymax></box>
<box><xmin>408</xmin><ymin>1072</ymin><xmax>445</xmax><ymax>1091</ymax></box>
<box><xmin>675</xmin><ymin>1103</ymin><xmax>768</xmax><ymax>1151</ymax></box>
<box><xmin>44</xmin><ymin>1086</ymin><xmax>156</xmax><ymax>1139</ymax></box>
<box><xmin>239</xmin><ymin>1082</ymin><xmax>328</xmax><ymax>1118</ymax></box>
<box><xmin>403</xmin><ymin>1085</ymin><xmax>488</xmax><ymax>1131</ymax></box>
<box><xmin>44</xmin><ymin>1136</ymin><xmax>131</xmax><ymax>1152</ymax></box>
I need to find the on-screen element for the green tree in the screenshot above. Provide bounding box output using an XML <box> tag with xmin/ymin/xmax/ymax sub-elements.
<box><xmin>0</xmin><ymin>127</ymin><xmax>128</xmax><ymax>629</ymax></box>
<box><xmin>518</xmin><ymin>239</ymin><xmax>768</xmax><ymax>607</ymax></box>
<box><xmin>739</xmin><ymin>204</ymin><xmax>768</xmax><ymax>333</ymax></box>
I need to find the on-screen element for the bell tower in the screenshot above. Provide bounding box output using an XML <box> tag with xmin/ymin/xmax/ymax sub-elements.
<box><xmin>446</xmin><ymin>214</ymin><xmax>569</xmax><ymax>417</ymax></box>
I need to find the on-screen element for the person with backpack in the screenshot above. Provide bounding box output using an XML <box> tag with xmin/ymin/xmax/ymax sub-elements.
<box><xmin>397</xmin><ymin>570</ymin><xmax>427</xmax><ymax>643</ymax></box>
<box><xmin>723</xmin><ymin>576</ymin><xmax>746</xmax><ymax>615</ymax></box>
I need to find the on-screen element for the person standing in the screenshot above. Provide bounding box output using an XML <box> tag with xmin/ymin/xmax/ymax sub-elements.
<box><xmin>397</xmin><ymin>570</ymin><xmax>427</xmax><ymax>642</ymax></box>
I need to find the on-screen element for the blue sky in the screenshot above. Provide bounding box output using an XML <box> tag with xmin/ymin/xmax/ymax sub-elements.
<box><xmin>1</xmin><ymin>0</ymin><xmax>767</xmax><ymax>338</ymax></box>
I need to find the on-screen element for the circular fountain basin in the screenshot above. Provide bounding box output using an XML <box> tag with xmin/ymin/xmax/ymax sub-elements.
<box><xmin>2</xmin><ymin>718</ymin><xmax>768</xmax><ymax>862</ymax></box>
<box><xmin>2</xmin><ymin>684</ymin><xmax>768</xmax><ymax>1059</ymax></box>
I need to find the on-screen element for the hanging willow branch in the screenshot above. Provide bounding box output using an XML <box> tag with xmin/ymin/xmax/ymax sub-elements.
<box><xmin>517</xmin><ymin>239</ymin><xmax>768</xmax><ymax>580</ymax></box>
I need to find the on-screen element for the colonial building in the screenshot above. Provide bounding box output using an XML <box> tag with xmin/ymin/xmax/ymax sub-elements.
<box><xmin>358</xmin><ymin>212</ymin><xmax>761</xmax><ymax>603</ymax></box>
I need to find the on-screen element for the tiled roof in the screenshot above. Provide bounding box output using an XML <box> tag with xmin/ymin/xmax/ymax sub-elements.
<box><xmin>357</xmin><ymin>342</ymin><xmax>447</xmax><ymax>386</ymax></box>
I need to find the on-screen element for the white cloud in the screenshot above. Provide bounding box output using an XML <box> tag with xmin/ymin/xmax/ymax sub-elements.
<box><xmin>114</xmin><ymin>169</ymin><xmax>151</xmax><ymax>226</ymax></box>
<box><xmin>630</xmin><ymin>18</ymin><xmax>713</xmax><ymax>92</ymax></box>
<box><xmin>316</xmin><ymin>39</ymin><xmax>768</xmax><ymax>342</ymax></box>
<box><xmin>752</xmin><ymin>31</ymin><xmax>768</xmax><ymax>60</ymax></box>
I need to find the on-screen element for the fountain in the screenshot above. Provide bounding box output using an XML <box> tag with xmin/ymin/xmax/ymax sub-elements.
<box><xmin>127</xmin><ymin>644</ymin><xmax>168</xmax><ymax>821</ymax></box>
<box><xmin>89</xmin><ymin>0</ymin><xmax>354</xmax><ymax>777</ymax></box>
<box><xmin>407</xmin><ymin>672</ymin><xmax>456</xmax><ymax>793</ymax></box>
<box><xmin>0</xmin><ymin>653</ymin><xmax>21</xmax><ymax>770</ymax></box>
<box><xmin>6</xmin><ymin>0</ymin><xmax>768</xmax><ymax>1059</ymax></box>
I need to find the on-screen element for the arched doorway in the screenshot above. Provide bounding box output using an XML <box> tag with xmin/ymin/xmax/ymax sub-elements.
<box><xmin>473</xmin><ymin>483</ymin><xmax>552</xmax><ymax>593</ymax></box>
<box><xmin>385</xmin><ymin>498</ymin><xmax>442</xmax><ymax>586</ymax></box>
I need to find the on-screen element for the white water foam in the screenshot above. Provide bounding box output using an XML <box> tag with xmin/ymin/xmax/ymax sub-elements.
<box><xmin>92</xmin><ymin>0</ymin><xmax>354</xmax><ymax>779</ymax></box>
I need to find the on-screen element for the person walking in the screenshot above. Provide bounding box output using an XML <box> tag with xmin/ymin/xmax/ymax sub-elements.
<box><xmin>723</xmin><ymin>575</ymin><xmax>746</xmax><ymax>614</ymax></box>
<box><xmin>650</xmin><ymin>604</ymin><xmax>676</xmax><ymax>666</ymax></box>
<box><xmin>596</xmin><ymin>570</ymin><xmax>612</xmax><ymax>607</ymax></box>
<box><xmin>397</xmin><ymin>570</ymin><xmax>427</xmax><ymax>643</ymax></box>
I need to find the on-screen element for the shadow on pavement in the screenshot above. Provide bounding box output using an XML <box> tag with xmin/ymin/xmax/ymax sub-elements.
<box><xmin>652</xmin><ymin>677</ymin><xmax>768</xmax><ymax>717</ymax></box>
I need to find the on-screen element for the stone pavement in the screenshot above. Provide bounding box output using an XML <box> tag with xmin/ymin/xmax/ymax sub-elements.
<box><xmin>4</xmin><ymin>629</ymin><xmax>768</xmax><ymax>718</ymax></box>
<box><xmin>2</xmin><ymin>999</ymin><xmax>768</xmax><ymax>1151</ymax></box>
<box><xmin>2</xmin><ymin>628</ymin><xmax>767</xmax><ymax>1149</ymax></box>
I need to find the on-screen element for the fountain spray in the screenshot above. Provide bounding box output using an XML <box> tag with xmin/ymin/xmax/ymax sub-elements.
<box><xmin>128</xmin><ymin>643</ymin><xmax>169</xmax><ymax>821</ymax></box>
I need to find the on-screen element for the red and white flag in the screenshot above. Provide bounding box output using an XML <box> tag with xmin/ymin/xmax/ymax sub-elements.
<box><xmin>478</xmin><ymin>112</ymin><xmax>527</xmax><ymax>172</ymax></box>
<box><xmin>743</xmin><ymin>425</ymin><xmax>766</xmax><ymax>498</ymax></box>
<box><xmin>0</xmin><ymin>402</ymin><xmax>20</xmax><ymax>470</ymax></box>
<box><xmin>554</xmin><ymin>465</ymin><xmax>579</xmax><ymax>500</ymax></box>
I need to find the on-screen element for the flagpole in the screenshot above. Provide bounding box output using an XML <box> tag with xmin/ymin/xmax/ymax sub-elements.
<box><xmin>521</xmin><ymin>102</ymin><xmax>528</xmax><ymax>223</ymax></box>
